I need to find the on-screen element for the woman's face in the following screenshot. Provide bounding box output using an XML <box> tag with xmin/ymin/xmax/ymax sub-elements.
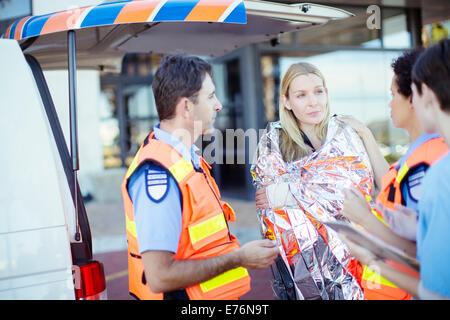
<box><xmin>283</xmin><ymin>73</ymin><xmax>328</xmax><ymax>128</ymax></box>
<box><xmin>389</xmin><ymin>76</ymin><xmax>413</xmax><ymax>128</ymax></box>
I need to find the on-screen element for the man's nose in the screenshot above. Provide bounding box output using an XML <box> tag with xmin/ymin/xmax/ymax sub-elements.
<box><xmin>215</xmin><ymin>97</ymin><xmax>223</xmax><ymax>112</ymax></box>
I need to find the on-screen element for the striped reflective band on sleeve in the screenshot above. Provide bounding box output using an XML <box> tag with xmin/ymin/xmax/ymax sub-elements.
<box><xmin>200</xmin><ymin>267</ymin><xmax>248</xmax><ymax>293</ymax></box>
<box><xmin>188</xmin><ymin>213</ymin><xmax>227</xmax><ymax>245</ymax></box>
<box><xmin>396</xmin><ymin>162</ymin><xmax>409</xmax><ymax>184</ymax></box>
<box><xmin>362</xmin><ymin>265</ymin><xmax>397</xmax><ymax>288</ymax></box>
<box><xmin>169</xmin><ymin>158</ymin><xmax>194</xmax><ymax>182</ymax></box>
<box><xmin>126</xmin><ymin>214</ymin><xmax>137</xmax><ymax>238</ymax></box>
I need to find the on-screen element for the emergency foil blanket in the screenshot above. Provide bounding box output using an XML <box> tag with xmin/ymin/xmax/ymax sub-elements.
<box><xmin>251</xmin><ymin>117</ymin><xmax>373</xmax><ymax>300</ymax></box>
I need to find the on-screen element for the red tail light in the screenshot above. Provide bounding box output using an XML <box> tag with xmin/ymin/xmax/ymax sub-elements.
<box><xmin>73</xmin><ymin>261</ymin><xmax>107</xmax><ymax>300</ymax></box>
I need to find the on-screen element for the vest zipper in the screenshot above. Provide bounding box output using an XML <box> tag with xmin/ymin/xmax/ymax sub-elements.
<box><xmin>198</xmin><ymin>168</ymin><xmax>232</xmax><ymax>241</ymax></box>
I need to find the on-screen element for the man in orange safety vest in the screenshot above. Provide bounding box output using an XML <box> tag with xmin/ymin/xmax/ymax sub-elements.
<box><xmin>121</xmin><ymin>54</ymin><xmax>279</xmax><ymax>300</ymax></box>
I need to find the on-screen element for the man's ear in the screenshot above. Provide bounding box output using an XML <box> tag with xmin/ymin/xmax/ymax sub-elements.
<box><xmin>421</xmin><ymin>84</ymin><xmax>434</xmax><ymax>111</ymax></box>
<box><xmin>424</xmin><ymin>84</ymin><xmax>441</xmax><ymax>112</ymax></box>
<box><xmin>407</xmin><ymin>94</ymin><xmax>414</xmax><ymax>108</ymax></box>
<box><xmin>176</xmin><ymin>97</ymin><xmax>192</xmax><ymax>119</ymax></box>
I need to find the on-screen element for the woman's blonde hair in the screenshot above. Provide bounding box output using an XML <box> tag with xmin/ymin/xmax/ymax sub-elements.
<box><xmin>279</xmin><ymin>62</ymin><xmax>330</xmax><ymax>162</ymax></box>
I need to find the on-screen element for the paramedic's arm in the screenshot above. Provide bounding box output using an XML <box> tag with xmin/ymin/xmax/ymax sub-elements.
<box><xmin>340</xmin><ymin>233</ymin><xmax>420</xmax><ymax>298</ymax></box>
<box><xmin>337</xmin><ymin>115</ymin><xmax>389</xmax><ymax>189</ymax></box>
<box><xmin>342</xmin><ymin>186</ymin><xmax>417</xmax><ymax>258</ymax></box>
<box><xmin>142</xmin><ymin>239</ymin><xmax>278</xmax><ymax>293</ymax></box>
<box><xmin>129</xmin><ymin>165</ymin><xmax>279</xmax><ymax>293</ymax></box>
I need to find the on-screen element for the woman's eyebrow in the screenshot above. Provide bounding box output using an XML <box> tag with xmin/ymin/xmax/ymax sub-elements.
<box><xmin>291</xmin><ymin>86</ymin><xmax>324</xmax><ymax>93</ymax></box>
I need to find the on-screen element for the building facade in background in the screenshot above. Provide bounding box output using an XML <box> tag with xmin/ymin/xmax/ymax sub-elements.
<box><xmin>1</xmin><ymin>0</ymin><xmax>449</xmax><ymax>200</ymax></box>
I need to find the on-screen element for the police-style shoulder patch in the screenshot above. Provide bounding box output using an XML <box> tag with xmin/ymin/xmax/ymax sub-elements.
<box><xmin>406</xmin><ymin>166</ymin><xmax>426</xmax><ymax>202</ymax></box>
<box><xmin>145</xmin><ymin>166</ymin><xmax>169</xmax><ymax>203</ymax></box>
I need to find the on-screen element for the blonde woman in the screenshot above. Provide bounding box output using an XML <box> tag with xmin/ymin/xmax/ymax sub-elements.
<box><xmin>255</xmin><ymin>63</ymin><xmax>331</xmax><ymax>210</ymax></box>
<box><xmin>251</xmin><ymin>62</ymin><xmax>371</xmax><ymax>300</ymax></box>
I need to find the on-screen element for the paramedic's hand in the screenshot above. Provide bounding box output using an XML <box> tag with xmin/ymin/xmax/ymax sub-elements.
<box><xmin>336</xmin><ymin>115</ymin><xmax>371</xmax><ymax>138</ymax></box>
<box><xmin>342</xmin><ymin>185</ymin><xmax>374</xmax><ymax>226</ymax></box>
<box><xmin>374</xmin><ymin>203</ymin><xmax>418</xmax><ymax>242</ymax></box>
<box><xmin>255</xmin><ymin>187</ymin><xmax>270</xmax><ymax>210</ymax></box>
<box><xmin>339</xmin><ymin>233</ymin><xmax>378</xmax><ymax>267</ymax></box>
<box><xmin>238</xmin><ymin>239</ymin><xmax>279</xmax><ymax>269</ymax></box>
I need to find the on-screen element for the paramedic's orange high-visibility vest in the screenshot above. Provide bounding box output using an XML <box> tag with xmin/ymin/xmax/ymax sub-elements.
<box><xmin>362</xmin><ymin>136</ymin><xmax>448</xmax><ymax>300</ymax></box>
<box><xmin>121</xmin><ymin>132</ymin><xmax>250</xmax><ymax>300</ymax></box>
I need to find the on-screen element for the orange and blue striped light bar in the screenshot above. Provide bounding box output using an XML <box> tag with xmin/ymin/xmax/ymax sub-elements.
<box><xmin>3</xmin><ymin>0</ymin><xmax>246</xmax><ymax>40</ymax></box>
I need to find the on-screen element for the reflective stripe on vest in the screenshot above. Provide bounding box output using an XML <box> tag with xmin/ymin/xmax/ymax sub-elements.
<box><xmin>126</xmin><ymin>148</ymin><xmax>141</xmax><ymax>180</ymax></box>
<box><xmin>169</xmin><ymin>158</ymin><xmax>194</xmax><ymax>182</ymax></box>
<box><xmin>395</xmin><ymin>162</ymin><xmax>409</xmax><ymax>184</ymax></box>
<box><xmin>189</xmin><ymin>213</ymin><xmax>228</xmax><ymax>247</ymax></box>
<box><xmin>126</xmin><ymin>214</ymin><xmax>137</xmax><ymax>238</ymax></box>
<box><xmin>199</xmin><ymin>267</ymin><xmax>249</xmax><ymax>293</ymax></box>
<box><xmin>362</xmin><ymin>266</ymin><xmax>397</xmax><ymax>288</ymax></box>
<box><xmin>366</xmin><ymin>194</ymin><xmax>390</xmax><ymax>227</ymax></box>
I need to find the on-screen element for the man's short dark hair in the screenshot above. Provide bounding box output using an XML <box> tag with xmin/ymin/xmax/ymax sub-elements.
<box><xmin>412</xmin><ymin>39</ymin><xmax>450</xmax><ymax>112</ymax></box>
<box><xmin>391</xmin><ymin>48</ymin><xmax>424</xmax><ymax>98</ymax></box>
<box><xmin>152</xmin><ymin>54</ymin><xmax>212</xmax><ymax>121</ymax></box>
